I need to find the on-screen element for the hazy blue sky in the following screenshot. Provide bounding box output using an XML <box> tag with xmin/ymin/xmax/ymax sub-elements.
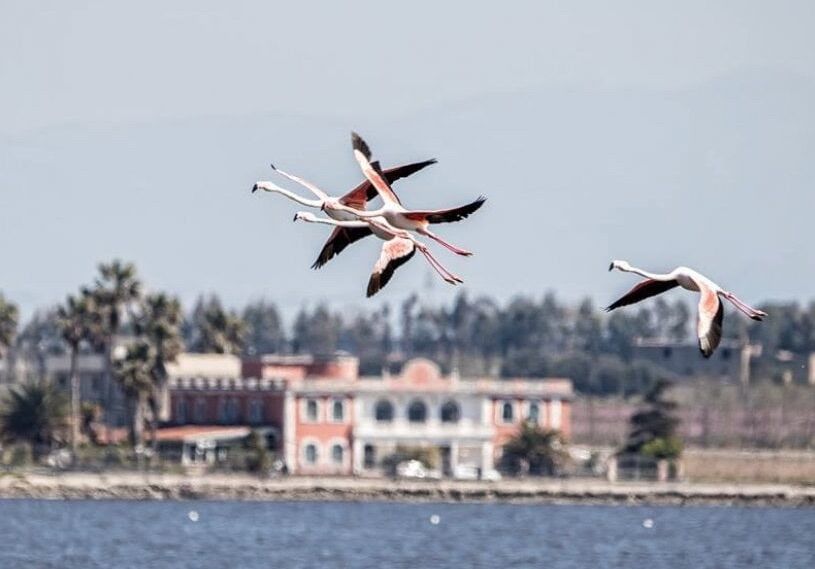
<box><xmin>2</xmin><ymin>1</ymin><xmax>814</xmax><ymax>318</ymax></box>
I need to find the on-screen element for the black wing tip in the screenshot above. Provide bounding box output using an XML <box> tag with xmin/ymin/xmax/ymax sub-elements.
<box><xmin>366</xmin><ymin>277</ymin><xmax>380</xmax><ymax>298</ymax></box>
<box><xmin>351</xmin><ymin>132</ymin><xmax>371</xmax><ymax>158</ymax></box>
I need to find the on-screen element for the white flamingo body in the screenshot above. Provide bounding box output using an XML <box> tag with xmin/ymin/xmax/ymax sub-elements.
<box><xmin>293</xmin><ymin>211</ymin><xmax>463</xmax><ymax>296</ymax></box>
<box><xmin>607</xmin><ymin>260</ymin><xmax>766</xmax><ymax>358</ymax></box>
<box><xmin>328</xmin><ymin>133</ymin><xmax>485</xmax><ymax>257</ymax></box>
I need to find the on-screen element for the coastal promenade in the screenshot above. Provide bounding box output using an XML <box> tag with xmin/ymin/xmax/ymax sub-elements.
<box><xmin>2</xmin><ymin>472</ymin><xmax>814</xmax><ymax>506</ymax></box>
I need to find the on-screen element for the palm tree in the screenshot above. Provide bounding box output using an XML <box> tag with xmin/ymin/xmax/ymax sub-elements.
<box><xmin>88</xmin><ymin>260</ymin><xmax>141</xmax><ymax>436</ymax></box>
<box><xmin>56</xmin><ymin>291</ymin><xmax>102</xmax><ymax>453</ymax></box>
<box><xmin>0</xmin><ymin>382</ymin><xmax>69</xmax><ymax>457</ymax></box>
<box><xmin>500</xmin><ymin>423</ymin><xmax>569</xmax><ymax>476</ymax></box>
<box><xmin>113</xmin><ymin>341</ymin><xmax>154</xmax><ymax>448</ymax></box>
<box><xmin>138</xmin><ymin>293</ymin><xmax>184</xmax><ymax>450</ymax></box>
<box><xmin>0</xmin><ymin>293</ymin><xmax>19</xmax><ymax>369</ymax></box>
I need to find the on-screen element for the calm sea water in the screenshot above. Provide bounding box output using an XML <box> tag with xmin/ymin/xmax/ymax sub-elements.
<box><xmin>0</xmin><ymin>499</ymin><xmax>813</xmax><ymax>569</ymax></box>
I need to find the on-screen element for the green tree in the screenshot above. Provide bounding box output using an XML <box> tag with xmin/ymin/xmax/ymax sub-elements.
<box><xmin>500</xmin><ymin>423</ymin><xmax>569</xmax><ymax>476</ymax></box>
<box><xmin>137</xmin><ymin>293</ymin><xmax>184</xmax><ymax>450</ymax></box>
<box><xmin>292</xmin><ymin>304</ymin><xmax>341</xmax><ymax>355</ymax></box>
<box><xmin>244</xmin><ymin>429</ymin><xmax>273</xmax><ymax>474</ymax></box>
<box><xmin>187</xmin><ymin>295</ymin><xmax>246</xmax><ymax>354</ymax></box>
<box><xmin>56</xmin><ymin>291</ymin><xmax>102</xmax><ymax>453</ymax></box>
<box><xmin>0</xmin><ymin>382</ymin><xmax>69</xmax><ymax>457</ymax></box>
<box><xmin>89</xmin><ymin>260</ymin><xmax>142</xmax><ymax>433</ymax></box>
<box><xmin>16</xmin><ymin>308</ymin><xmax>64</xmax><ymax>380</ymax></box>
<box><xmin>622</xmin><ymin>378</ymin><xmax>682</xmax><ymax>459</ymax></box>
<box><xmin>0</xmin><ymin>293</ymin><xmax>19</xmax><ymax>357</ymax></box>
<box><xmin>113</xmin><ymin>341</ymin><xmax>154</xmax><ymax>448</ymax></box>
<box><xmin>242</xmin><ymin>300</ymin><xmax>286</xmax><ymax>355</ymax></box>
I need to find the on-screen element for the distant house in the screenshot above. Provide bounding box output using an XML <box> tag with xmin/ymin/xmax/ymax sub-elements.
<box><xmin>631</xmin><ymin>339</ymin><xmax>760</xmax><ymax>384</ymax></box>
<box><xmin>166</xmin><ymin>354</ymin><xmax>573</xmax><ymax>477</ymax></box>
<box><xmin>43</xmin><ymin>351</ymin><xmax>244</xmax><ymax>428</ymax></box>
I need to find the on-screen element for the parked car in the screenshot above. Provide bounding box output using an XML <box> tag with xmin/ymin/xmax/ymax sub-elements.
<box><xmin>396</xmin><ymin>459</ymin><xmax>429</xmax><ymax>479</ymax></box>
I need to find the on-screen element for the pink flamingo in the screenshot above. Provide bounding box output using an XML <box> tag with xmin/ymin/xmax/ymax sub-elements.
<box><xmin>253</xmin><ymin>158</ymin><xmax>435</xmax><ymax>268</ymax></box>
<box><xmin>328</xmin><ymin>132</ymin><xmax>485</xmax><ymax>257</ymax></box>
<box><xmin>293</xmin><ymin>211</ymin><xmax>463</xmax><ymax>296</ymax></box>
<box><xmin>607</xmin><ymin>260</ymin><xmax>767</xmax><ymax>357</ymax></box>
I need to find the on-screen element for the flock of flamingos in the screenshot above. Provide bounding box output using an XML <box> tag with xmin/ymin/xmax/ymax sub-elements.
<box><xmin>252</xmin><ymin>133</ymin><xmax>766</xmax><ymax>358</ymax></box>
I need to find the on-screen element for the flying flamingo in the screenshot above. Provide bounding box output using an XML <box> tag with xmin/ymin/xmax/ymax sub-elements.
<box><xmin>292</xmin><ymin>211</ymin><xmax>463</xmax><ymax>296</ymax></box>
<box><xmin>327</xmin><ymin>132</ymin><xmax>485</xmax><ymax>257</ymax></box>
<box><xmin>252</xmin><ymin>158</ymin><xmax>436</xmax><ymax>268</ymax></box>
<box><xmin>607</xmin><ymin>260</ymin><xmax>767</xmax><ymax>358</ymax></box>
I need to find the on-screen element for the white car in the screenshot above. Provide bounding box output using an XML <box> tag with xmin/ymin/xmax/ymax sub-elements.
<box><xmin>396</xmin><ymin>459</ymin><xmax>429</xmax><ymax>479</ymax></box>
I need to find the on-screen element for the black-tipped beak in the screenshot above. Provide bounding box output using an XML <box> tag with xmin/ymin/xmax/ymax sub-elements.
<box><xmin>608</xmin><ymin>262</ymin><xmax>614</xmax><ymax>271</ymax></box>
<box><xmin>269</xmin><ymin>163</ymin><xmax>276</xmax><ymax>171</ymax></box>
<box><xmin>320</xmin><ymin>203</ymin><xmax>326</xmax><ymax>211</ymax></box>
<box><xmin>292</xmin><ymin>214</ymin><xmax>298</xmax><ymax>222</ymax></box>
<box><xmin>251</xmin><ymin>183</ymin><xmax>258</xmax><ymax>194</ymax></box>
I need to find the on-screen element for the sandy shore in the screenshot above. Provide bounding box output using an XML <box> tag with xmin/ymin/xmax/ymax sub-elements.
<box><xmin>1</xmin><ymin>472</ymin><xmax>814</xmax><ymax>506</ymax></box>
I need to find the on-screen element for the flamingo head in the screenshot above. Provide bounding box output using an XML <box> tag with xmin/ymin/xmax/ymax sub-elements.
<box><xmin>293</xmin><ymin>211</ymin><xmax>317</xmax><ymax>223</ymax></box>
<box><xmin>252</xmin><ymin>181</ymin><xmax>274</xmax><ymax>194</ymax></box>
<box><xmin>608</xmin><ymin>259</ymin><xmax>632</xmax><ymax>272</ymax></box>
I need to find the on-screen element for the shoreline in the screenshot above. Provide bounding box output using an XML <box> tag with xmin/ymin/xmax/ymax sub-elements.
<box><xmin>1</xmin><ymin>473</ymin><xmax>814</xmax><ymax>506</ymax></box>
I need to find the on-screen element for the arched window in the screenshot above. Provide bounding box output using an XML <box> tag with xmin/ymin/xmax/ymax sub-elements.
<box><xmin>363</xmin><ymin>444</ymin><xmax>376</xmax><ymax>468</ymax></box>
<box><xmin>306</xmin><ymin>399</ymin><xmax>319</xmax><ymax>422</ymax></box>
<box><xmin>440</xmin><ymin>400</ymin><xmax>460</xmax><ymax>423</ymax></box>
<box><xmin>408</xmin><ymin>400</ymin><xmax>427</xmax><ymax>423</ymax></box>
<box><xmin>528</xmin><ymin>402</ymin><xmax>540</xmax><ymax>424</ymax></box>
<box><xmin>375</xmin><ymin>400</ymin><xmax>394</xmax><ymax>423</ymax></box>
<box><xmin>305</xmin><ymin>443</ymin><xmax>318</xmax><ymax>464</ymax></box>
<box><xmin>331</xmin><ymin>444</ymin><xmax>344</xmax><ymax>464</ymax></box>
<box><xmin>501</xmin><ymin>401</ymin><xmax>514</xmax><ymax>423</ymax></box>
<box><xmin>332</xmin><ymin>399</ymin><xmax>345</xmax><ymax>422</ymax></box>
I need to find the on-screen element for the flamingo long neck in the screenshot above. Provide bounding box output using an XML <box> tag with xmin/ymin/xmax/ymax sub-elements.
<box><xmin>623</xmin><ymin>265</ymin><xmax>676</xmax><ymax>282</ymax></box>
<box><xmin>334</xmin><ymin>203</ymin><xmax>386</xmax><ymax>219</ymax></box>
<box><xmin>259</xmin><ymin>183</ymin><xmax>322</xmax><ymax>208</ymax></box>
<box><xmin>302</xmin><ymin>217</ymin><xmax>368</xmax><ymax>229</ymax></box>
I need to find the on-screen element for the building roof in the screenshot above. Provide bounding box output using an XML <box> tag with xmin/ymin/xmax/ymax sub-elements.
<box><xmin>166</xmin><ymin>353</ymin><xmax>242</xmax><ymax>379</ymax></box>
<box><xmin>154</xmin><ymin>425</ymin><xmax>251</xmax><ymax>443</ymax></box>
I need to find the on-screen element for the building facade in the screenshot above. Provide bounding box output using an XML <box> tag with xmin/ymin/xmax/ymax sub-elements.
<box><xmin>167</xmin><ymin>355</ymin><xmax>573</xmax><ymax>477</ymax></box>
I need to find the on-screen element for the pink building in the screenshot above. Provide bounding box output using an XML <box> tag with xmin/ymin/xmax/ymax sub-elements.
<box><xmin>166</xmin><ymin>354</ymin><xmax>573</xmax><ymax>476</ymax></box>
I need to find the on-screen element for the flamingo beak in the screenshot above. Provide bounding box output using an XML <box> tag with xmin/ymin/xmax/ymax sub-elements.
<box><xmin>608</xmin><ymin>262</ymin><xmax>614</xmax><ymax>271</ymax></box>
<box><xmin>320</xmin><ymin>202</ymin><xmax>326</xmax><ymax>211</ymax></box>
<box><xmin>251</xmin><ymin>183</ymin><xmax>258</xmax><ymax>194</ymax></box>
<box><xmin>292</xmin><ymin>214</ymin><xmax>298</xmax><ymax>222</ymax></box>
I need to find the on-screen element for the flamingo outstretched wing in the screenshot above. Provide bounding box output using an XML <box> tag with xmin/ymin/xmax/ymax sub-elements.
<box><xmin>606</xmin><ymin>279</ymin><xmax>679</xmax><ymax>311</ymax></box>
<box><xmin>366</xmin><ymin>238</ymin><xmax>416</xmax><ymax>297</ymax></box>
<box><xmin>696</xmin><ymin>284</ymin><xmax>724</xmax><ymax>358</ymax></box>
<box><xmin>312</xmin><ymin>226</ymin><xmax>373</xmax><ymax>269</ymax></box>
<box><xmin>340</xmin><ymin>159</ymin><xmax>437</xmax><ymax>210</ymax></box>
<box><xmin>402</xmin><ymin>196</ymin><xmax>487</xmax><ymax>224</ymax></box>
<box><xmin>351</xmin><ymin>132</ymin><xmax>402</xmax><ymax>206</ymax></box>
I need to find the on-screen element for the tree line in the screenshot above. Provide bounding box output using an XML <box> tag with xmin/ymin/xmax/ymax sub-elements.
<box><xmin>3</xmin><ymin>262</ymin><xmax>815</xmax><ymax>405</ymax></box>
